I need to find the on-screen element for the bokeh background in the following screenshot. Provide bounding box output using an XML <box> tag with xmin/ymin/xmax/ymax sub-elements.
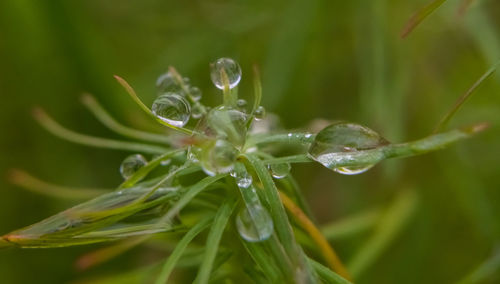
<box><xmin>1</xmin><ymin>0</ymin><xmax>499</xmax><ymax>283</ymax></box>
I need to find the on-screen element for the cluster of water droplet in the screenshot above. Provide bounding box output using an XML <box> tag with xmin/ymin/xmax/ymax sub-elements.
<box><xmin>307</xmin><ymin>121</ymin><xmax>389</xmax><ymax>175</ymax></box>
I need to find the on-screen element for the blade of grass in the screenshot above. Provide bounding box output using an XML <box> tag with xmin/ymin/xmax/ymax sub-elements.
<box><xmin>434</xmin><ymin>61</ymin><xmax>498</xmax><ymax>133</ymax></box>
<box><xmin>243</xmin><ymin>153</ymin><xmax>317</xmax><ymax>282</ymax></box>
<box><xmin>155</xmin><ymin>217</ymin><xmax>212</xmax><ymax>284</ymax></box>
<box><xmin>309</xmin><ymin>257</ymin><xmax>352</xmax><ymax>284</ymax></box>
<box><xmin>321</xmin><ymin>208</ymin><xmax>381</xmax><ymax>241</ymax></box>
<box><xmin>194</xmin><ymin>199</ymin><xmax>236</xmax><ymax>284</ymax></box>
<box><xmin>113</xmin><ymin>75</ymin><xmax>193</xmax><ymax>135</ymax></box>
<box><xmin>456</xmin><ymin>247</ymin><xmax>500</xmax><ymax>284</ymax></box>
<box><xmin>347</xmin><ymin>189</ymin><xmax>418</xmax><ymax>277</ymax></box>
<box><xmin>81</xmin><ymin>94</ymin><xmax>172</xmax><ymax>145</ymax></box>
<box><xmin>33</xmin><ymin>107</ymin><xmax>168</xmax><ymax>154</ymax></box>
<box><xmin>8</xmin><ymin>169</ymin><xmax>108</xmax><ymax>200</ymax></box>
<box><xmin>401</xmin><ymin>0</ymin><xmax>448</xmax><ymax>38</ymax></box>
<box><xmin>245</xmin><ymin>65</ymin><xmax>263</xmax><ymax>129</ymax></box>
<box><xmin>279</xmin><ymin>190</ymin><xmax>351</xmax><ymax>280</ymax></box>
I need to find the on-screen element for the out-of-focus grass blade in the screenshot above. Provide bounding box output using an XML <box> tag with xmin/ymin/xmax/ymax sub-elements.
<box><xmin>434</xmin><ymin>62</ymin><xmax>499</xmax><ymax>133</ymax></box>
<box><xmin>75</xmin><ymin>237</ymin><xmax>145</xmax><ymax>271</ymax></box>
<box><xmin>309</xmin><ymin>258</ymin><xmax>352</xmax><ymax>284</ymax></box>
<box><xmin>457</xmin><ymin>0</ymin><xmax>478</xmax><ymax>16</ymax></box>
<box><xmin>194</xmin><ymin>199</ymin><xmax>235</xmax><ymax>284</ymax></box>
<box><xmin>321</xmin><ymin>208</ymin><xmax>381</xmax><ymax>241</ymax></box>
<box><xmin>155</xmin><ymin>217</ymin><xmax>212</xmax><ymax>284</ymax></box>
<box><xmin>241</xmin><ymin>236</ymin><xmax>288</xmax><ymax>282</ymax></box>
<box><xmin>8</xmin><ymin>169</ymin><xmax>108</xmax><ymax>200</ymax></box>
<box><xmin>457</xmin><ymin>247</ymin><xmax>500</xmax><ymax>284</ymax></box>
<box><xmin>33</xmin><ymin>107</ymin><xmax>168</xmax><ymax>154</ymax></box>
<box><xmin>80</xmin><ymin>94</ymin><xmax>172</xmax><ymax>145</ymax></box>
<box><xmin>401</xmin><ymin>0</ymin><xmax>448</xmax><ymax>38</ymax></box>
<box><xmin>347</xmin><ymin>189</ymin><xmax>418</xmax><ymax>278</ymax></box>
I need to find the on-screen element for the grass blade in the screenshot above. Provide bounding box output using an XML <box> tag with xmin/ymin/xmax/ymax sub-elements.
<box><xmin>155</xmin><ymin>217</ymin><xmax>212</xmax><ymax>284</ymax></box>
<box><xmin>33</xmin><ymin>107</ymin><xmax>168</xmax><ymax>154</ymax></box>
<box><xmin>401</xmin><ymin>0</ymin><xmax>448</xmax><ymax>38</ymax></box>
<box><xmin>194</xmin><ymin>199</ymin><xmax>236</xmax><ymax>284</ymax></box>
<box><xmin>8</xmin><ymin>169</ymin><xmax>108</xmax><ymax>200</ymax></box>
<box><xmin>309</xmin><ymin>258</ymin><xmax>352</xmax><ymax>284</ymax></box>
<box><xmin>434</xmin><ymin>62</ymin><xmax>499</xmax><ymax>133</ymax></box>
<box><xmin>457</xmin><ymin>247</ymin><xmax>500</xmax><ymax>284</ymax></box>
<box><xmin>321</xmin><ymin>208</ymin><xmax>381</xmax><ymax>241</ymax></box>
<box><xmin>347</xmin><ymin>189</ymin><xmax>418</xmax><ymax>277</ymax></box>
<box><xmin>81</xmin><ymin>94</ymin><xmax>172</xmax><ymax>145</ymax></box>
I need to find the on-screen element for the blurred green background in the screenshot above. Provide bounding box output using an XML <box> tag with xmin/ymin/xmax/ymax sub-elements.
<box><xmin>0</xmin><ymin>0</ymin><xmax>499</xmax><ymax>283</ymax></box>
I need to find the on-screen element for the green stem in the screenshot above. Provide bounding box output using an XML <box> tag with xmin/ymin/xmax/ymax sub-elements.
<box><xmin>33</xmin><ymin>107</ymin><xmax>169</xmax><ymax>154</ymax></box>
<box><xmin>309</xmin><ymin>258</ymin><xmax>352</xmax><ymax>284</ymax></box>
<box><xmin>194</xmin><ymin>200</ymin><xmax>236</xmax><ymax>284</ymax></box>
<box><xmin>81</xmin><ymin>94</ymin><xmax>172</xmax><ymax>144</ymax></box>
<box><xmin>155</xmin><ymin>217</ymin><xmax>213</xmax><ymax>284</ymax></box>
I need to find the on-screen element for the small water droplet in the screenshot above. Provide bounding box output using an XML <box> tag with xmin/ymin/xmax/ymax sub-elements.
<box><xmin>200</xmin><ymin>139</ymin><xmax>239</xmax><ymax>176</ymax></box>
<box><xmin>210</xmin><ymin>58</ymin><xmax>242</xmax><ymax>90</ymax></box>
<box><xmin>305</xmin><ymin>133</ymin><xmax>312</xmax><ymax>138</ymax></box>
<box><xmin>307</xmin><ymin>121</ymin><xmax>389</xmax><ymax>175</ymax></box>
<box><xmin>236</xmin><ymin>99</ymin><xmax>247</xmax><ymax>112</ymax></box>
<box><xmin>183</xmin><ymin>77</ymin><xmax>190</xmax><ymax>84</ymax></box>
<box><xmin>191</xmin><ymin>104</ymin><xmax>203</xmax><ymax>119</ymax></box>
<box><xmin>231</xmin><ymin>169</ymin><xmax>253</xmax><ymax>188</ymax></box>
<box><xmin>152</xmin><ymin>93</ymin><xmax>191</xmax><ymax>127</ymax></box>
<box><xmin>160</xmin><ymin>159</ymin><xmax>171</xmax><ymax>166</ymax></box>
<box><xmin>156</xmin><ymin>72</ymin><xmax>182</xmax><ymax>93</ymax></box>
<box><xmin>254</xmin><ymin>106</ymin><xmax>266</xmax><ymax>120</ymax></box>
<box><xmin>287</xmin><ymin>133</ymin><xmax>293</xmax><ymax>137</ymax></box>
<box><xmin>120</xmin><ymin>154</ymin><xmax>147</xmax><ymax>179</ymax></box>
<box><xmin>190</xmin><ymin>86</ymin><xmax>202</xmax><ymax>101</ymax></box>
<box><xmin>236</xmin><ymin>203</ymin><xmax>273</xmax><ymax>242</ymax></box>
<box><xmin>187</xmin><ymin>147</ymin><xmax>201</xmax><ymax>162</ymax></box>
<box><xmin>269</xmin><ymin>163</ymin><xmax>291</xmax><ymax>179</ymax></box>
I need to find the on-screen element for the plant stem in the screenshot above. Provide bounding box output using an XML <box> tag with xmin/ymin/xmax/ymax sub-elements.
<box><xmin>279</xmin><ymin>190</ymin><xmax>351</xmax><ymax>281</ymax></box>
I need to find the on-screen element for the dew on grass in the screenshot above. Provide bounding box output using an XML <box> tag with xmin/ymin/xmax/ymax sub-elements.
<box><xmin>120</xmin><ymin>154</ymin><xmax>147</xmax><ymax>179</ymax></box>
<box><xmin>152</xmin><ymin>93</ymin><xmax>191</xmax><ymax>127</ymax></box>
<box><xmin>210</xmin><ymin>58</ymin><xmax>242</xmax><ymax>90</ymax></box>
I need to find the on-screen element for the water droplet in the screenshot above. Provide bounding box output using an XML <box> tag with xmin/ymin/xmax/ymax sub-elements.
<box><xmin>231</xmin><ymin>169</ymin><xmax>253</xmax><ymax>188</ymax></box>
<box><xmin>183</xmin><ymin>77</ymin><xmax>190</xmax><ymax>84</ymax></box>
<box><xmin>190</xmin><ymin>86</ymin><xmax>202</xmax><ymax>101</ymax></box>
<box><xmin>305</xmin><ymin>133</ymin><xmax>312</xmax><ymax>138</ymax></box>
<box><xmin>187</xmin><ymin>146</ymin><xmax>201</xmax><ymax>163</ymax></box>
<box><xmin>307</xmin><ymin>121</ymin><xmax>389</xmax><ymax>175</ymax></box>
<box><xmin>236</xmin><ymin>204</ymin><xmax>273</xmax><ymax>242</ymax></box>
<box><xmin>236</xmin><ymin>99</ymin><xmax>247</xmax><ymax>111</ymax></box>
<box><xmin>191</xmin><ymin>104</ymin><xmax>203</xmax><ymax>119</ymax></box>
<box><xmin>210</xmin><ymin>58</ymin><xmax>242</xmax><ymax>90</ymax></box>
<box><xmin>206</xmin><ymin>106</ymin><xmax>247</xmax><ymax>148</ymax></box>
<box><xmin>254</xmin><ymin>106</ymin><xmax>266</xmax><ymax>120</ymax></box>
<box><xmin>160</xmin><ymin>159</ymin><xmax>171</xmax><ymax>166</ymax></box>
<box><xmin>269</xmin><ymin>163</ymin><xmax>291</xmax><ymax>179</ymax></box>
<box><xmin>120</xmin><ymin>154</ymin><xmax>147</xmax><ymax>179</ymax></box>
<box><xmin>152</xmin><ymin>93</ymin><xmax>191</xmax><ymax>127</ymax></box>
<box><xmin>287</xmin><ymin>133</ymin><xmax>293</xmax><ymax>137</ymax></box>
<box><xmin>156</xmin><ymin>72</ymin><xmax>182</xmax><ymax>93</ymax></box>
<box><xmin>200</xmin><ymin>139</ymin><xmax>239</xmax><ymax>176</ymax></box>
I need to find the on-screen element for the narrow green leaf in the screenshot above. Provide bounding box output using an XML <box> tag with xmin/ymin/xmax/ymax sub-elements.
<box><xmin>321</xmin><ymin>208</ymin><xmax>381</xmax><ymax>241</ymax></box>
<box><xmin>155</xmin><ymin>217</ymin><xmax>212</xmax><ymax>284</ymax></box>
<box><xmin>309</xmin><ymin>258</ymin><xmax>352</xmax><ymax>284</ymax></box>
<box><xmin>434</xmin><ymin>62</ymin><xmax>498</xmax><ymax>133</ymax></box>
<box><xmin>81</xmin><ymin>94</ymin><xmax>172</xmax><ymax>145</ymax></box>
<box><xmin>33</xmin><ymin>107</ymin><xmax>168</xmax><ymax>154</ymax></box>
<box><xmin>194</xmin><ymin>199</ymin><xmax>236</xmax><ymax>284</ymax></box>
<box><xmin>8</xmin><ymin>169</ymin><xmax>108</xmax><ymax>200</ymax></box>
<box><xmin>457</xmin><ymin>248</ymin><xmax>500</xmax><ymax>284</ymax></box>
<box><xmin>347</xmin><ymin>189</ymin><xmax>418</xmax><ymax>277</ymax></box>
<box><xmin>401</xmin><ymin>0</ymin><xmax>448</xmax><ymax>38</ymax></box>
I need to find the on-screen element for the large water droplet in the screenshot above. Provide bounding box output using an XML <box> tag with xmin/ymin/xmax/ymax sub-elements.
<box><xmin>156</xmin><ymin>72</ymin><xmax>182</xmax><ymax>94</ymax></box>
<box><xmin>206</xmin><ymin>106</ymin><xmax>247</xmax><ymax>148</ymax></box>
<box><xmin>210</xmin><ymin>58</ymin><xmax>242</xmax><ymax>90</ymax></box>
<box><xmin>152</xmin><ymin>93</ymin><xmax>191</xmax><ymax>127</ymax></box>
<box><xmin>236</xmin><ymin>203</ymin><xmax>273</xmax><ymax>242</ymax></box>
<box><xmin>269</xmin><ymin>163</ymin><xmax>291</xmax><ymax>179</ymax></box>
<box><xmin>308</xmin><ymin>121</ymin><xmax>389</xmax><ymax>175</ymax></box>
<box><xmin>200</xmin><ymin>139</ymin><xmax>239</xmax><ymax>176</ymax></box>
<box><xmin>120</xmin><ymin>154</ymin><xmax>147</xmax><ymax>179</ymax></box>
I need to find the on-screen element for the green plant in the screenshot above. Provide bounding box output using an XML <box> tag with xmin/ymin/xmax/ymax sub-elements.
<box><xmin>0</xmin><ymin>56</ymin><xmax>494</xmax><ymax>283</ymax></box>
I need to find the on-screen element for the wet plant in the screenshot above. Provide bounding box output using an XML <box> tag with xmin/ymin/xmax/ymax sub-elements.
<box><xmin>1</xmin><ymin>57</ymin><xmax>495</xmax><ymax>283</ymax></box>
